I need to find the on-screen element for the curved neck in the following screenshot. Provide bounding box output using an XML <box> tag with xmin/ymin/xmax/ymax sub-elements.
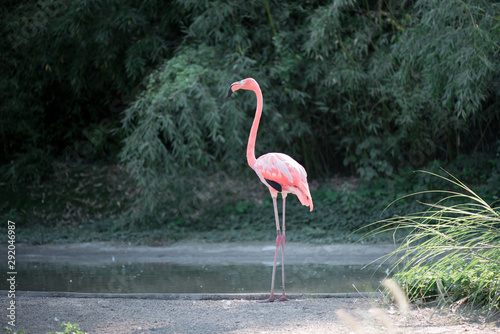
<box><xmin>247</xmin><ymin>84</ymin><xmax>263</xmax><ymax>168</ymax></box>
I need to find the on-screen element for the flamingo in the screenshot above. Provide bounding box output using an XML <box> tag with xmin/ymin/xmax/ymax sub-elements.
<box><xmin>228</xmin><ymin>78</ymin><xmax>313</xmax><ymax>302</ymax></box>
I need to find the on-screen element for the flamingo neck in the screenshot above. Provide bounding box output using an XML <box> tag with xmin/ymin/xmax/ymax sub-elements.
<box><xmin>247</xmin><ymin>84</ymin><xmax>263</xmax><ymax>169</ymax></box>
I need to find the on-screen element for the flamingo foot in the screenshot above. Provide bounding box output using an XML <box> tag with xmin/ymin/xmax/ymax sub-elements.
<box><xmin>258</xmin><ymin>293</ymin><xmax>275</xmax><ymax>303</ymax></box>
<box><xmin>277</xmin><ymin>294</ymin><xmax>289</xmax><ymax>302</ymax></box>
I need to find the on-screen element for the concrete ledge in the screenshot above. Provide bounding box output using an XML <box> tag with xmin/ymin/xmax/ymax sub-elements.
<box><xmin>7</xmin><ymin>290</ymin><xmax>381</xmax><ymax>300</ymax></box>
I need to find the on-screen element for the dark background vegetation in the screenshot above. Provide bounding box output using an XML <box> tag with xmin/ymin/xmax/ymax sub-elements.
<box><xmin>1</xmin><ymin>0</ymin><xmax>499</xmax><ymax>244</ymax></box>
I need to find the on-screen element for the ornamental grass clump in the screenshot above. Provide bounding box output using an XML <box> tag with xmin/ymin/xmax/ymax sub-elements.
<box><xmin>370</xmin><ymin>170</ymin><xmax>500</xmax><ymax>316</ymax></box>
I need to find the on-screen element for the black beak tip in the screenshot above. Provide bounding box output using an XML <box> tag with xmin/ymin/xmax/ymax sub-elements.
<box><xmin>227</xmin><ymin>86</ymin><xmax>234</xmax><ymax>99</ymax></box>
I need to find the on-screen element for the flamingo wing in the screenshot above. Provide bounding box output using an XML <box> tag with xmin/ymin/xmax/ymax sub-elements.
<box><xmin>253</xmin><ymin>153</ymin><xmax>313</xmax><ymax>211</ymax></box>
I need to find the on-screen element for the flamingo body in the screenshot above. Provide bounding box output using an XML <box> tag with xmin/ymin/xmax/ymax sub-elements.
<box><xmin>228</xmin><ymin>77</ymin><xmax>313</xmax><ymax>302</ymax></box>
<box><xmin>254</xmin><ymin>152</ymin><xmax>313</xmax><ymax>211</ymax></box>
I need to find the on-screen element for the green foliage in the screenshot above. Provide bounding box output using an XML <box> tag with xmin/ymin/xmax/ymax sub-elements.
<box><xmin>120</xmin><ymin>0</ymin><xmax>313</xmax><ymax>222</ymax></box>
<box><xmin>367</xmin><ymin>170</ymin><xmax>500</xmax><ymax>316</ymax></box>
<box><xmin>119</xmin><ymin>48</ymin><xmax>249</xmax><ymax>222</ymax></box>
<box><xmin>0</xmin><ymin>164</ymin><xmax>138</xmax><ymax>245</ymax></box>
<box><xmin>4</xmin><ymin>321</ymin><xmax>84</xmax><ymax>333</ymax></box>
<box><xmin>1</xmin><ymin>0</ymin><xmax>183</xmax><ymax>182</ymax></box>
<box><xmin>2</xmin><ymin>0</ymin><xmax>499</xmax><ymax>233</ymax></box>
<box><xmin>396</xmin><ymin>260</ymin><xmax>499</xmax><ymax>313</ymax></box>
<box><xmin>192</xmin><ymin>167</ymin><xmax>453</xmax><ymax>244</ymax></box>
<box><xmin>305</xmin><ymin>0</ymin><xmax>500</xmax><ymax>177</ymax></box>
<box><xmin>48</xmin><ymin>322</ymin><xmax>87</xmax><ymax>334</ymax></box>
<box><xmin>3</xmin><ymin>328</ymin><xmax>25</xmax><ymax>334</ymax></box>
<box><xmin>2</xmin><ymin>157</ymin><xmax>498</xmax><ymax>245</ymax></box>
<box><xmin>117</xmin><ymin>0</ymin><xmax>499</xmax><ymax>226</ymax></box>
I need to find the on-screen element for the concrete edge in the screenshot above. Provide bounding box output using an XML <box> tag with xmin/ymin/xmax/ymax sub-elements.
<box><xmin>5</xmin><ymin>291</ymin><xmax>381</xmax><ymax>300</ymax></box>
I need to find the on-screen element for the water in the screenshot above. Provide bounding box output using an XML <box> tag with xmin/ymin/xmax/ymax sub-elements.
<box><xmin>1</xmin><ymin>262</ymin><xmax>388</xmax><ymax>294</ymax></box>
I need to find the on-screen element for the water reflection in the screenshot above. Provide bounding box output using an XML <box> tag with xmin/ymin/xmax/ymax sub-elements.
<box><xmin>1</xmin><ymin>262</ymin><xmax>389</xmax><ymax>293</ymax></box>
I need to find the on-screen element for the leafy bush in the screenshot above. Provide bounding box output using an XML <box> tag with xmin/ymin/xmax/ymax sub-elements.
<box><xmin>304</xmin><ymin>0</ymin><xmax>500</xmax><ymax>177</ymax></box>
<box><xmin>119</xmin><ymin>0</ymin><xmax>499</xmax><ymax>226</ymax></box>
<box><xmin>119</xmin><ymin>0</ymin><xmax>314</xmax><ymax>223</ymax></box>
<box><xmin>2</xmin><ymin>1</ymin><xmax>499</xmax><ymax>233</ymax></box>
<box><xmin>1</xmin><ymin>0</ymin><xmax>184</xmax><ymax>181</ymax></box>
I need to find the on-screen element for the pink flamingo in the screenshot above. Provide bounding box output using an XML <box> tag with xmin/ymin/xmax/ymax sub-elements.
<box><xmin>228</xmin><ymin>78</ymin><xmax>313</xmax><ymax>302</ymax></box>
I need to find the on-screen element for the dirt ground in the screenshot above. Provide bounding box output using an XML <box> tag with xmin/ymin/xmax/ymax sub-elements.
<box><xmin>2</xmin><ymin>242</ymin><xmax>499</xmax><ymax>333</ymax></box>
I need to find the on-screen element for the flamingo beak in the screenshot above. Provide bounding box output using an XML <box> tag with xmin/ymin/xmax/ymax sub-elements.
<box><xmin>228</xmin><ymin>83</ymin><xmax>237</xmax><ymax>99</ymax></box>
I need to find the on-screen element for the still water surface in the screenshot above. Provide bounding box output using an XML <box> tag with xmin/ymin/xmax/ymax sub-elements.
<box><xmin>2</xmin><ymin>262</ymin><xmax>389</xmax><ymax>294</ymax></box>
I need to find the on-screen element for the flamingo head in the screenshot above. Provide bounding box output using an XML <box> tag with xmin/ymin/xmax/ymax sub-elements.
<box><xmin>228</xmin><ymin>78</ymin><xmax>258</xmax><ymax>98</ymax></box>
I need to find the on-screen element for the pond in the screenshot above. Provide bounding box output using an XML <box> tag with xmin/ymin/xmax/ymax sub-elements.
<box><xmin>1</xmin><ymin>262</ymin><xmax>389</xmax><ymax>294</ymax></box>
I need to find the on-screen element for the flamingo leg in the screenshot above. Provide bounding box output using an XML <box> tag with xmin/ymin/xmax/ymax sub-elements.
<box><xmin>278</xmin><ymin>193</ymin><xmax>289</xmax><ymax>302</ymax></box>
<box><xmin>259</xmin><ymin>193</ymin><xmax>282</xmax><ymax>303</ymax></box>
